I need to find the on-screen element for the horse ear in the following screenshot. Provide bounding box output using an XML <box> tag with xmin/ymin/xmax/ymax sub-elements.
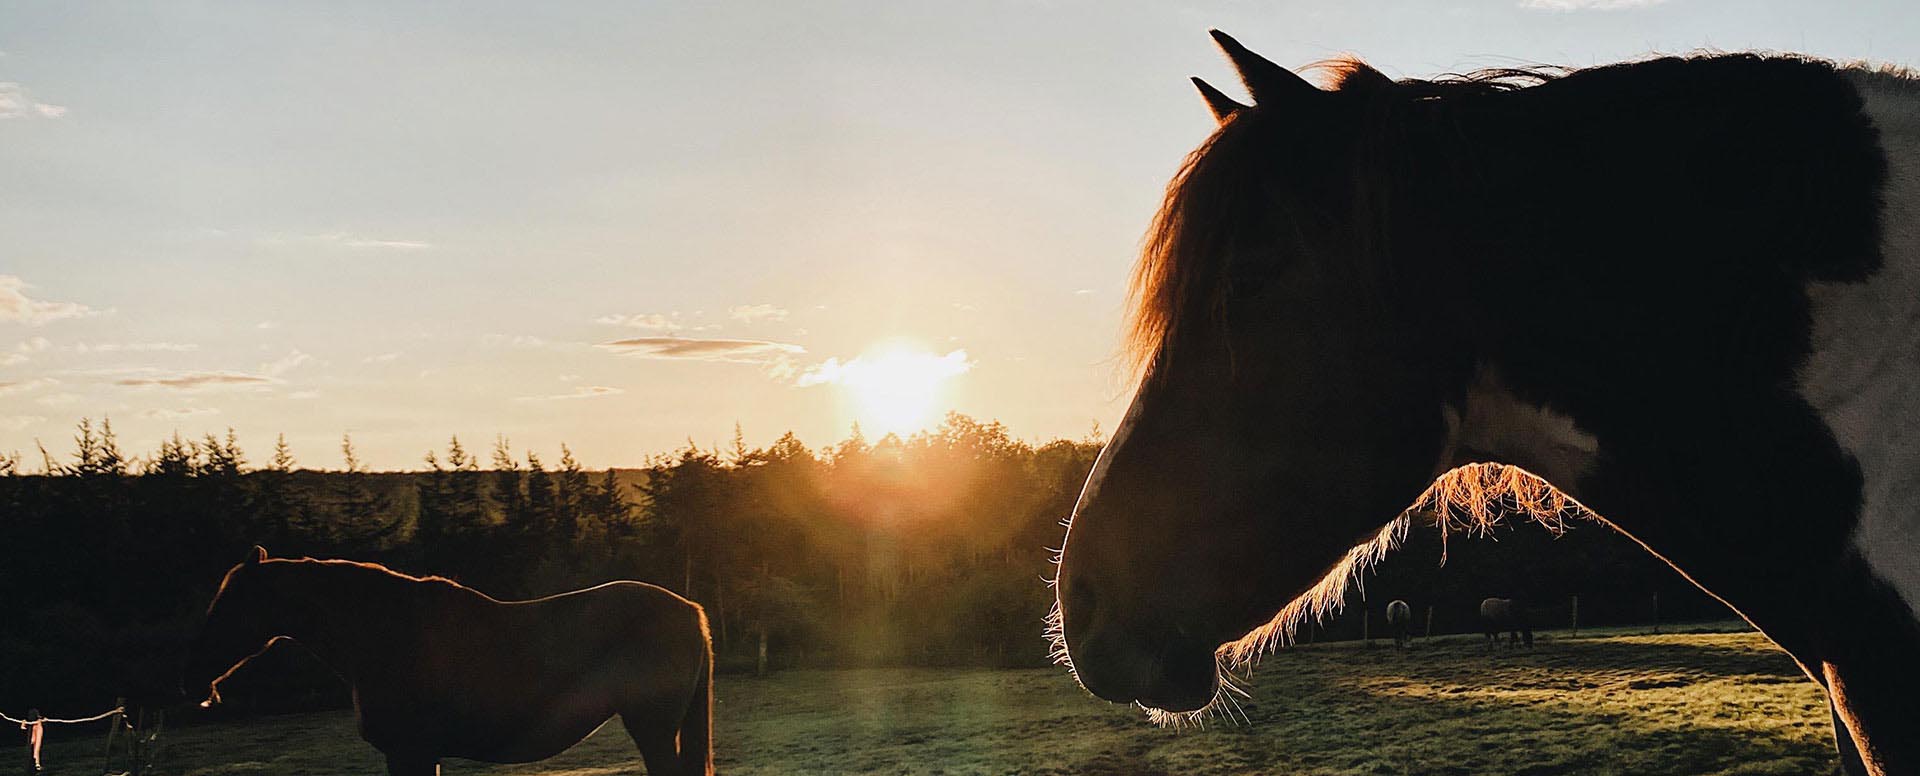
<box><xmin>1209</xmin><ymin>29</ymin><xmax>1318</xmax><ymax>105</ymax></box>
<box><xmin>1191</xmin><ymin>77</ymin><xmax>1247</xmax><ymax>123</ymax></box>
<box><xmin>248</xmin><ymin>545</ymin><xmax>267</xmax><ymax>565</ymax></box>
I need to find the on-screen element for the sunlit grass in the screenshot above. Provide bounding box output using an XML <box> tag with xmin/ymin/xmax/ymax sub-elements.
<box><xmin>53</xmin><ymin>630</ymin><xmax>1834</xmax><ymax>775</ymax></box>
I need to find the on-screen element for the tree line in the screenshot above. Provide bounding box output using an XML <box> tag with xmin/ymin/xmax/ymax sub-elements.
<box><xmin>0</xmin><ymin>414</ymin><xmax>1721</xmax><ymax>718</ymax></box>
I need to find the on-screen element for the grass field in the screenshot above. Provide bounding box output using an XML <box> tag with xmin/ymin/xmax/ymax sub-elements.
<box><xmin>37</xmin><ymin>627</ymin><xmax>1840</xmax><ymax>775</ymax></box>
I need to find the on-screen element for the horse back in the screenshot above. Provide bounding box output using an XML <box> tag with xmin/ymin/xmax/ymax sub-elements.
<box><xmin>355</xmin><ymin>580</ymin><xmax>708</xmax><ymax>763</ymax></box>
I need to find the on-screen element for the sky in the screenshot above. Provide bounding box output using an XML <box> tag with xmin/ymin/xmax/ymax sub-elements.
<box><xmin>2</xmin><ymin>1</ymin><xmax>1916</xmax><ymax>470</ymax></box>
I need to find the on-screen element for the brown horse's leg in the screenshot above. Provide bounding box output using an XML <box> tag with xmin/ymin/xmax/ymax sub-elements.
<box><xmin>383</xmin><ymin>755</ymin><xmax>438</xmax><ymax>776</ymax></box>
<box><xmin>622</xmin><ymin>716</ymin><xmax>681</xmax><ymax>776</ymax></box>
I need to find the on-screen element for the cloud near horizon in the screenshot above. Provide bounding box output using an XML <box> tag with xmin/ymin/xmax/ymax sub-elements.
<box><xmin>0</xmin><ymin>276</ymin><xmax>98</xmax><ymax>326</ymax></box>
<box><xmin>8</xmin><ymin>338</ymin><xmax>198</xmax><ymax>361</ymax></box>
<box><xmin>115</xmin><ymin>372</ymin><xmax>275</xmax><ymax>390</ymax></box>
<box><xmin>0</xmin><ymin>82</ymin><xmax>65</xmax><ymax>119</ymax></box>
<box><xmin>0</xmin><ymin>415</ymin><xmax>45</xmax><ymax>431</ymax></box>
<box><xmin>596</xmin><ymin>312</ymin><xmax>725</xmax><ymax>334</ymax></box>
<box><xmin>141</xmin><ymin>407</ymin><xmax>220</xmax><ymax>420</ymax></box>
<box><xmin>261</xmin><ymin>350</ymin><xmax>313</xmax><ymax>377</ymax></box>
<box><xmin>729</xmin><ymin>304</ymin><xmax>788</xmax><ymax>324</ymax></box>
<box><xmin>0</xmin><ymin>378</ymin><xmax>56</xmax><ymax>396</ymax></box>
<box><xmin>517</xmin><ymin>385</ymin><xmax>626</xmax><ymax>401</ymax></box>
<box><xmin>600</xmin><ymin>336</ymin><xmax>804</xmax><ymax>363</ymax></box>
<box><xmin>255</xmin><ymin>232</ymin><xmax>432</xmax><ymax>251</ymax></box>
<box><xmin>797</xmin><ymin>348</ymin><xmax>974</xmax><ymax>388</ymax></box>
<box><xmin>1517</xmin><ymin>0</ymin><xmax>1667</xmax><ymax>10</ymax></box>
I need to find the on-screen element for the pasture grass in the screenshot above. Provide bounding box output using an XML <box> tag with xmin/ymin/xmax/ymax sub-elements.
<box><xmin>35</xmin><ymin>628</ymin><xmax>1838</xmax><ymax>775</ymax></box>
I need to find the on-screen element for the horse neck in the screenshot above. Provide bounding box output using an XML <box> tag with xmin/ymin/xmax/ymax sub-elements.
<box><xmin>272</xmin><ymin>562</ymin><xmax>412</xmax><ymax>680</ymax></box>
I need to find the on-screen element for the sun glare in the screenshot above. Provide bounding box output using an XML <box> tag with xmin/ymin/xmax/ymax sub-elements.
<box><xmin>800</xmin><ymin>342</ymin><xmax>972</xmax><ymax>437</ymax></box>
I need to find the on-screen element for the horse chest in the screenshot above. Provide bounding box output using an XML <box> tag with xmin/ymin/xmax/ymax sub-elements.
<box><xmin>1801</xmin><ymin>74</ymin><xmax>1920</xmax><ymax>623</ymax></box>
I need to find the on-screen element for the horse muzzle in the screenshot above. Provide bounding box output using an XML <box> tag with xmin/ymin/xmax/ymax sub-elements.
<box><xmin>1066</xmin><ymin>625</ymin><xmax>1221</xmax><ymax>713</ymax></box>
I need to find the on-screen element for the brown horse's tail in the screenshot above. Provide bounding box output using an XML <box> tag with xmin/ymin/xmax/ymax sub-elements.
<box><xmin>680</xmin><ymin>606</ymin><xmax>714</xmax><ymax>776</ymax></box>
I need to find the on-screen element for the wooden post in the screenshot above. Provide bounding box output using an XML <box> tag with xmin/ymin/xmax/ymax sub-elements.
<box><xmin>757</xmin><ymin>628</ymin><xmax>769</xmax><ymax>677</ymax></box>
<box><xmin>1424</xmin><ymin>605</ymin><xmax>1435</xmax><ymax>640</ymax></box>
<box><xmin>1364</xmin><ymin>610</ymin><xmax>1372</xmax><ymax>646</ymax></box>
<box><xmin>142</xmin><ymin>709</ymin><xmax>166</xmax><ymax>776</ymax></box>
<box><xmin>134</xmin><ymin>707</ymin><xmax>146</xmax><ymax>776</ymax></box>
<box><xmin>1570</xmin><ymin>596</ymin><xmax>1579</xmax><ymax>639</ymax></box>
<box><xmin>102</xmin><ymin>698</ymin><xmax>124</xmax><ymax>773</ymax></box>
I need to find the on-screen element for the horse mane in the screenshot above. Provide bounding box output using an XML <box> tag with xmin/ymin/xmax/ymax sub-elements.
<box><xmin>1124</xmin><ymin>59</ymin><xmax>1562</xmax><ymax>376</ymax></box>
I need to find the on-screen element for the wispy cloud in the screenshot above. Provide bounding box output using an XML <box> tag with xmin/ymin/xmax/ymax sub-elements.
<box><xmin>1517</xmin><ymin>0</ymin><xmax>1667</xmax><ymax>10</ymax></box>
<box><xmin>600</xmin><ymin>337</ymin><xmax>804</xmax><ymax>363</ymax></box>
<box><xmin>2</xmin><ymin>337</ymin><xmax>50</xmax><ymax>365</ymax></box>
<box><xmin>729</xmin><ymin>304</ymin><xmax>788</xmax><ymax>324</ymax></box>
<box><xmin>141</xmin><ymin>407</ymin><xmax>220</xmax><ymax>420</ymax></box>
<box><xmin>482</xmin><ymin>333</ymin><xmax>573</xmax><ymax>349</ymax></box>
<box><xmin>71</xmin><ymin>341</ymin><xmax>198</xmax><ymax>353</ymax></box>
<box><xmin>115</xmin><ymin>372</ymin><xmax>274</xmax><ymax>390</ymax></box>
<box><xmin>517</xmin><ymin>385</ymin><xmax>626</xmax><ymax>401</ymax></box>
<box><xmin>8</xmin><ymin>338</ymin><xmax>199</xmax><ymax>361</ymax></box>
<box><xmin>0</xmin><ymin>415</ymin><xmax>44</xmax><ymax>431</ymax></box>
<box><xmin>363</xmin><ymin>351</ymin><xmax>401</xmax><ymax>363</ymax></box>
<box><xmin>597</xmin><ymin>312</ymin><xmax>682</xmax><ymax>332</ymax></box>
<box><xmin>0</xmin><ymin>276</ymin><xmax>99</xmax><ymax>326</ymax></box>
<box><xmin>344</xmin><ymin>238</ymin><xmax>431</xmax><ymax>250</ymax></box>
<box><xmin>0</xmin><ymin>378</ymin><xmax>55</xmax><ymax>396</ymax></box>
<box><xmin>596</xmin><ymin>312</ymin><xmax>721</xmax><ymax>333</ymax></box>
<box><xmin>256</xmin><ymin>232</ymin><xmax>433</xmax><ymax>251</ymax></box>
<box><xmin>797</xmin><ymin>349</ymin><xmax>973</xmax><ymax>388</ymax></box>
<box><xmin>0</xmin><ymin>83</ymin><xmax>65</xmax><ymax>120</ymax></box>
<box><xmin>260</xmin><ymin>350</ymin><xmax>312</xmax><ymax>377</ymax></box>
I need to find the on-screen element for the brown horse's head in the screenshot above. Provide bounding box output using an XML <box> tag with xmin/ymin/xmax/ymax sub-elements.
<box><xmin>183</xmin><ymin>546</ymin><xmax>285</xmax><ymax>707</ymax></box>
<box><xmin>1052</xmin><ymin>32</ymin><xmax>1459</xmax><ymax>720</ymax></box>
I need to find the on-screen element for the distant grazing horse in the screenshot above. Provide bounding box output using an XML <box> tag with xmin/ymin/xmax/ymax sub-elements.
<box><xmin>183</xmin><ymin>547</ymin><xmax>713</xmax><ymax>776</ymax></box>
<box><xmin>1479</xmin><ymin>598</ymin><xmax>1532</xmax><ymax>650</ymax></box>
<box><xmin>1385</xmin><ymin>600</ymin><xmax>1412</xmax><ymax>649</ymax></box>
<box><xmin>1051</xmin><ymin>29</ymin><xmax>1920</xmax><ymax>775</ymax></box>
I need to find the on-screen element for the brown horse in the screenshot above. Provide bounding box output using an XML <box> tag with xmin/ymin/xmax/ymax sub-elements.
<box><xmin>1385</xmin><ymin>599</ymin><xmax>1412</xmax><ymax>649</ymax></box>
<box><xmin>183</xmin><ymin>547</ymin><xmax>713</xmax><ymax>776</ymax></box>
<box><xmin>1478</xmin><ymin>598</ymin><xmax>1532</xmax><ymax>650</ymax></box>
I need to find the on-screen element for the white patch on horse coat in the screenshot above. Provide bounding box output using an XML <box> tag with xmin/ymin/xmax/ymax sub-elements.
<box><xmin>1447</xmin><ymin>367</ymin><xmax>1598</xmax><ymax>494</ymax></box>
<box><xmin>1801</xmin><ymin>69</ymin><xmax>1920</xmax><ymax>621</ymax></box>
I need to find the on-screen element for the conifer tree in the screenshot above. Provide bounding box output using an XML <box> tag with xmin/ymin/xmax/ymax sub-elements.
<box><xmin>332</xmin><ymin>433</ymin><xmax>391</xmax><ymax>552</ymax></box>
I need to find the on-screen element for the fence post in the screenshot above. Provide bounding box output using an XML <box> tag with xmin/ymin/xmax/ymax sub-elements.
<box><xmin>757</xmin><ymin>629</ymin><xmax>769</xmax><ymax>677</ymax></box>
<box><xmin>102</xmin><ymin>698</ymin><xmax>124</xmax><ymax>773</ymax></box>
<box><xmin>1570</xmin><ymin>596</ymin><xmax>1579</xmax><ymax>639</ymax></box>
<box><xmin>1424</xmin><ymin>605</ymin><xmax>1435</xmax><ymax>640</ymax></box>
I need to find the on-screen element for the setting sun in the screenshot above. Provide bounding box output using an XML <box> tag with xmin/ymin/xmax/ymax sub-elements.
<box><xmin>799</xmin><ymin>341</ymin><xmax>972</xmax><ymax>437</ymax></box>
